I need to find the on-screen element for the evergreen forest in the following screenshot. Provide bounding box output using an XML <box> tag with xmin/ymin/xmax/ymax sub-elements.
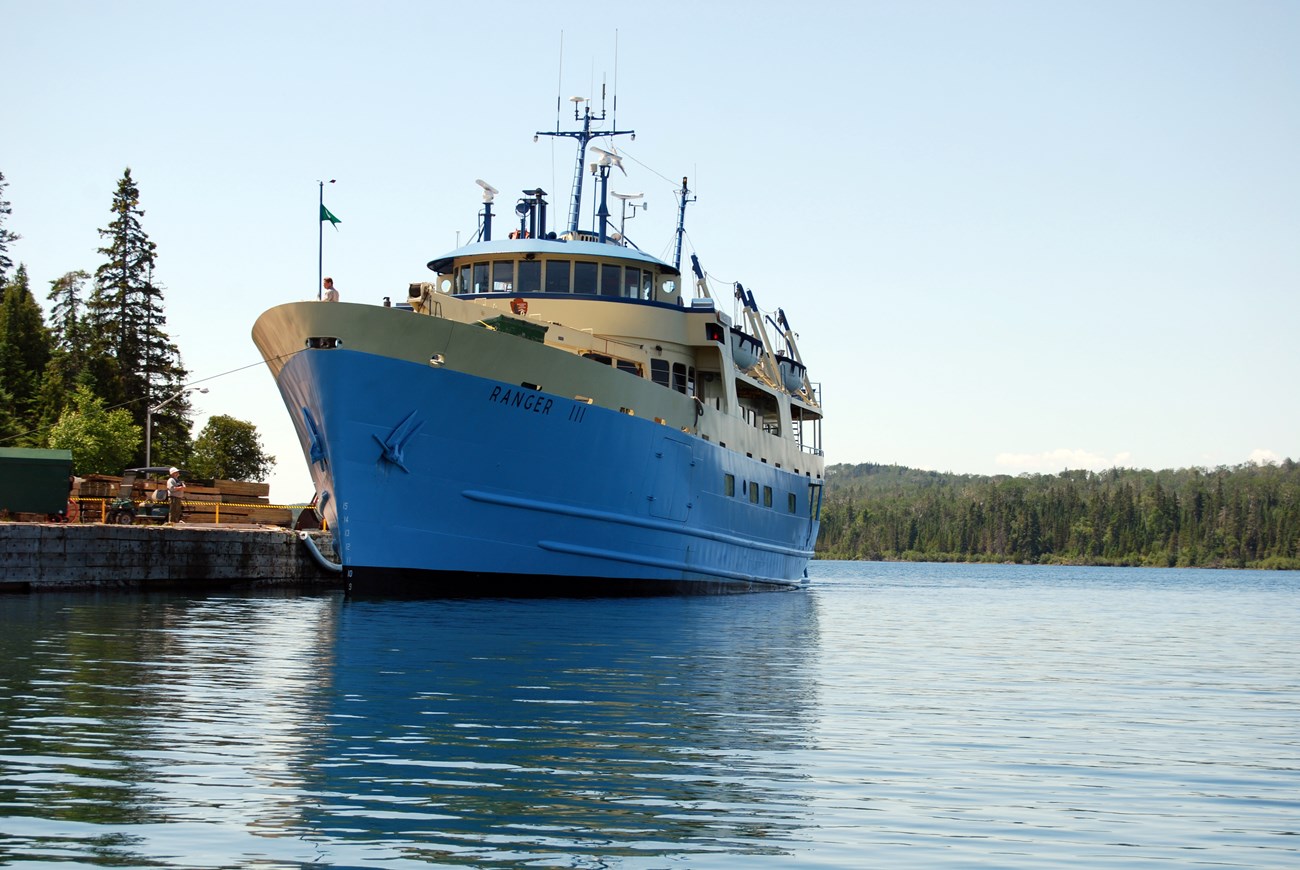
<box><xmin>0</xmin><ymin>168</ymin><xmax>273</xmax><ymax>479</ymax></box>
<box><xmin>818</xmin><ymin>461</ymin><xmax>1300</xmax><ymax>570</ymax></box>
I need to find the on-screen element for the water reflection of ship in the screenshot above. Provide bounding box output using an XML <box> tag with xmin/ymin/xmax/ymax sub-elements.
<box><xmin>301</xmin><ymin>592</ymin><xmax>821</xmax><ymax>864</ymax></box>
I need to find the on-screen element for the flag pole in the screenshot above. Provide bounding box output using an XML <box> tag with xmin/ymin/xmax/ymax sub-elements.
<box><xmin>317</xmin><ymin>178</ymin><xmax>337</xmax><ymax>300</ymax></box>
<box><xmin>317</xmin><ymin>180</ymin><xmax>324</xmax><ymax>300</ymax></box>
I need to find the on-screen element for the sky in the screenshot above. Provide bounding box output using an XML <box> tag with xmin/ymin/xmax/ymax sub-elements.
<box><xmin>6</xmin><ymin>0</ymin><xmax>1297</xmax><ymax>502</ymax></box>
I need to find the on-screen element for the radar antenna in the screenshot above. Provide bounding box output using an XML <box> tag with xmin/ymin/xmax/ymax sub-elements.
<box><xmin>536</xmin><ymin>88</ymin><xmax>634</xmax><ymax>235</ymax></box>
<box><xmin>475</xmin><ymin>180</ymin><xmax>499</xmax><ymax>241</ymax></box>
<box><xmin>611</xmin><ymin>191</ymin><xmax>644</xmax><ymax>241</ymax></box>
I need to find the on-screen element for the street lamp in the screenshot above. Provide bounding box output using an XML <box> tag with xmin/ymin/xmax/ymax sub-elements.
<box><xmin>146</xmin><ymin>386</ymin><xmax>209</xmax><ymax>468</ymax></box>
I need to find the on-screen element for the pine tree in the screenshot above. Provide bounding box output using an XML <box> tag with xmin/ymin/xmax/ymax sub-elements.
<box><xmin>31</xmin><ymin>271</ymin><xmax>95</xmax><ymax>438</ymax></box>
<box><xmin>0</xmin><ymin>265</ymin><xmax>52</xmax><ymax>445</ymax></box>
<box><xmin>47</xmin><ymin>270</ymin><xmax>89</xmax><ymax>355</ymax></box>
<box><xmin>87</xmin><ymin>168</ymin><xmax>191</xmax><ymax>463</ymax></box>
<box><xmin>0</xmin><ymin>383</ymin><xmax>19</xmax><ymax>445</ymax></box>
<box><xmin>137</xmin><ymin>270</ymin><xmax>192</xmax><ymax>465</ymax></box>
<box><xmin>0</xmin><ymin>171</ymin><xmax>19</xmax><ymax>284</ymax></box>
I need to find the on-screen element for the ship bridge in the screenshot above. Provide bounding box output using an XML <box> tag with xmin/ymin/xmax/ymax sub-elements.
<box><xmin>427</xmin><ymin>239</ymin><xmax>684</xmax><ymax>307</ymax></box>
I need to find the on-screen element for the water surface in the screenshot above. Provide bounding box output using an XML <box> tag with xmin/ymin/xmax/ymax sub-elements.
<box><xmin>1</xmin><ymin>562</ymin><xmax>1296</xmax><ymax>867</ymax></box>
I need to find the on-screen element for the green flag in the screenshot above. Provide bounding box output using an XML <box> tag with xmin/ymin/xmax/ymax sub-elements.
<box><xmin>320</xmin><ymin>204</ymin><xmax>341</xmax><ymax>228</ymax></box>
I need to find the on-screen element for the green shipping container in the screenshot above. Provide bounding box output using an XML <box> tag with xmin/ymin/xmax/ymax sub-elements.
<box><xmin>0</xmin><ymin>448</ymin><xmax>74</xmax><ymax>514</ymax></box>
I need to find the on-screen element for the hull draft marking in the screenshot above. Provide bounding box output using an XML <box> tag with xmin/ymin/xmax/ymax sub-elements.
<box><xmin>374</xmin><ymin>410</ymin><xmax>424</xmax><ymax>473</ymax></box>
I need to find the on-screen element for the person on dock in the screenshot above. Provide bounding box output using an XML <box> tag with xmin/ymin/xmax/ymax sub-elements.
<box><xmin>166</xmin><ymin>467</ymin><xmax>186</xmax><ymax>523</ymax></box>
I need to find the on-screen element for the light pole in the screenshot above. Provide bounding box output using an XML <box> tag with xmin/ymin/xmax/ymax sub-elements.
<box><xmin>146</xmin><ymin>386</ymin><xmax>209</xmax><ymax>468</ymax></box>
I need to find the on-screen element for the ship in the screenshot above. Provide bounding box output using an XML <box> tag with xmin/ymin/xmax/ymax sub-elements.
<box><xmin>252</xmin><ymin>96</ymin><xmax>824</xmax><ymax>595</ymax></box>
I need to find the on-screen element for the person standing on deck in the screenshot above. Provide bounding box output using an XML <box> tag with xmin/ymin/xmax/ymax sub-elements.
<box><xmin>322</xmin><ymin>276</ymin><xmax>339</xmax><ymax>302</ymax></box>
<box><xmin>166</xmin><ymin>467</ymin><xmax>186</xmax><ymax>524</ymax></box>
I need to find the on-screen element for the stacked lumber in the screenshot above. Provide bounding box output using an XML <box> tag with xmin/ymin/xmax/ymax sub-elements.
<box><xmin>78</xmin><ymin>474</ymin><xmax>126</xmax><ymax>500</ymax></box>
<box><xmin>213</xmin><ymin>479</ymin><xmax>271</xmax><ymax>502</ymax></box>
<box><xmin>69</xmin><ymin>474</ymin><xmax>294</xmax><ymax>527</ymax></box>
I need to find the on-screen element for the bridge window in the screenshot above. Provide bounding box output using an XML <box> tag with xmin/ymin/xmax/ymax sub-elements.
<box><xmin>623</xmin><ymin>268</ymin><xmax>641</xmax><ymax>298</ymax></box>
<box><xmin>574</xmin><ymin>261</ymin><xmax>598</xmax><ymax>295</ymax></box>
<box><xmin>545</xmin><ymin>260</ymin><xmax>570</xmax><ymax>293</ymax></box>
<box><xmin>493</xmin><ymin>261</ymin><xmax>514</xmax><ymax>292</ymax></box>
<box><xmin>472</xmin><ymin>262</ymin><xmax>489</xmax><ymax>294</ymax></box>
<box><xmin>601</xmin><ymin>264</ymin><xmax>621</xmax><ymax>297</ymax></box>
<box><xmin>517</xmin><ymin>260</ymin><xmax>541</xmax><ymax>293</ymax></box>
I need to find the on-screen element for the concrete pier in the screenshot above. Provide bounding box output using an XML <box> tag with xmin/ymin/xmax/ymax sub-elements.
<box><xmin>0</xmin><ymin>523</ymin><xmax>343</xmax><ymax>593</ymax></box>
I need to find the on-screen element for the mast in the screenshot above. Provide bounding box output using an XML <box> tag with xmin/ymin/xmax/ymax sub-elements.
<box><xmin>536</xmin><ymin>87</ymin><xmax>633</xmax><ymax>235</ymax></box>
<box><xmin>672</xmin><ymin>176</ymin><xmax>695</xmax><ymax>272</ymax></box>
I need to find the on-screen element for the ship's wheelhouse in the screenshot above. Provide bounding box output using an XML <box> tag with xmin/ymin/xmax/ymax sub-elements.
<box><xmin>428</xmin><ymin>240</ymin><xmax>682</xmax><ymax>307</ymax></box>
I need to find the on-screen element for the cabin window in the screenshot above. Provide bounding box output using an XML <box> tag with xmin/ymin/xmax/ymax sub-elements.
<box><xmin>672</xmin><ymin>363</ymin><xmax>687</xmax><ymax>395</ymax></box>
<box><xmin>601</xmin><ymin>264</ymin><xmax>621</xmax><ymax>297</ymax></box>
<box><xmin>584</xmin><ymin>353</ymin><xmax>612</xmax><ymax>366</ymax></box>
<box><xmin>749</xmin><ymin>482</ymin><xmax>759</xmax><ymax>504</ymax></box>
<box><xmin>517</xmin><ymin>260</ymin><xmax>541</xmax><ymax>293</ymax></box>
<box><xmin>616</xmin><ymin>359</ymin><xmax>640</xmax><ymax>376</ymax></box>
<box><xmin>545</xmin><ymin>260</ymin><xmax>570</xmax><ymax>293</ymax></box>
<box><xmin>724</xmin><ymin>474</ymin><xmax>735</xmax><ymax>497</ymax></box>
<box><xmin>472</xmin><ymin>262</ymin><xmax>489</xmax><ymax>294</ymax></box>
<box><xmin>650</xmin><ymin>359</ymin><xmax>670</xmax><ymax>388</ymax></box>
<box><xmin>574</xmin><ymin>261</ymin><xmax>598</xmax><ymax>295</ymax></box>
<box><xmin>763</xmin><ymin>486</ymin><xmax>773</xmax><ymax>508</ymax></box>
<box><xmin>493</xmin><ymin>261</ymin><xmax>514</xmax><ymax>292</ymax></box>
<box><xmin>623</xmin><ymin>268</ymin><xmax>641</xmax><ymax>298</ymax></box>
<box><xmin>788</xmin><ymin>492</ymin><xmax>797</xmax><ymax>513</ymax></box>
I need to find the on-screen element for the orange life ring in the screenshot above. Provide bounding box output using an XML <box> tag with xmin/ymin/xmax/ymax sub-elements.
<box><xmin>510</xmin><ymin>298</ymin><xmax>528</xmax><ymax>315</ymax></box>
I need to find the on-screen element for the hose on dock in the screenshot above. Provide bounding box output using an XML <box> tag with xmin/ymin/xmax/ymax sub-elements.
<box><xmin>298</xmin><ymin>531</ymin><xmax>343</xmax><ymax>573</ymax></box>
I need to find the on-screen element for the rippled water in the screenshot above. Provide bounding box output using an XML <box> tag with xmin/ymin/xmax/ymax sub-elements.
<box><xmin>1</xmin><ymin>562</ymin><xmax>1296</xmax><ymax>867</ymax></box>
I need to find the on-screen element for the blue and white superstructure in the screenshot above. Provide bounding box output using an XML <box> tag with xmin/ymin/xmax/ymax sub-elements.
<box><xmin>252</xmin><ymin>98</ymin><xmax>824</xmax><ymax>594</ymax></box>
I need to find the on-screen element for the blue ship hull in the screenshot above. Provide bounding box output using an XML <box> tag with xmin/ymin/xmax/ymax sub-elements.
<box><xmin>277</xmin><ymin>346</ymin><xmax>819</xmax><ymax>595</ymax></box>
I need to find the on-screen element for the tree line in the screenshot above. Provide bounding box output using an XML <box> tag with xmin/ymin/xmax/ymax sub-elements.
<box><xmin>818</xmin><ymin>461</ymin><xmax>1300</xmax><ymax>570</ymax></box>
<box><xmin>0</xmin><ymin>169</ymin><xmax>273</xmax><ymax>480</ymax></box>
